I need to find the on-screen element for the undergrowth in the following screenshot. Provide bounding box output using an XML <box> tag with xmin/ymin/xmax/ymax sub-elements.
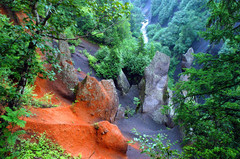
<box><xmin>22</xmin><ymin>85</ymin><xmax>59</xmax><ymax>108</ymax></box>
<box><xmin>129</xmin><ymin>128</ymin><xmax>180</xmax><ymax>159</ymax></box>
<box><xmin>10</xmin><ymin>133</ymin><xmax>82</xmax><ymax>159</ymax></box>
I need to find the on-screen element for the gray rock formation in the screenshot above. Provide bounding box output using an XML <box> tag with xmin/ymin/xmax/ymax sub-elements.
<box><xmin>180</xmin><ymin>48</ymin><xmax>195</xmax><ymax>97</ymax></box>
<box><xmin>179</xmin><ymin>48</ymin><xmax>195</xmax><ymax>137</ymax></box>
<box><xmin>181</xmin><ymin>47</ymin><xmax>194</xmax><ymax>71</ymax></box>
<box><xmin>57</xmin><ymin>34</ymin><xmax>78</xmax><ymax>91</ymax></box>
<box><xmin>115</xmin><ymin>107</ymin><xmax>126</xmax><ymax>120</ymax></box>
<box><xmin>116</xmin><ymin>69</ymin><xmax>130</xmax><ymax>95</ymax></box>
<box><xmin>141</xmin><ymin>51</ymin><xmax>170</xmax><ymax>124</ymax></box>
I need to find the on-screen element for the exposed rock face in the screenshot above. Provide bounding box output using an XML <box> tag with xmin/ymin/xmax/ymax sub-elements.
<box><xmin>116</xmin><ymin>69</ymin><xmax>130</xmax><ymax>95</ymax></box>
<box><xmin>180</xmin><ymin>48</ymin><xmax>195</xmax><ymax>97</ymax></box>
<box><xmin>138</xmin><ymin>78</ymin><xmax>146</xmax><ymax>113</ymax></box>
<box><xmin>74</xmin><ymin>76</ymin><xmax>119</xmax><ymax>122</ymax></box>
<box><xmin>141</xmin><ymin>51</ymin><xmax>170</xmax><ymax>124</ymax></box>
<box><xmin>165</xmin><ymin>88</ymin><xmax>175</xmax><ymax>128</ymax></box>
<box><xmin>57</xmin><ymin>34</ymin><xmax>78</xmax><ymax>91</ymax></box>
<box><xmin>115</xmin><ymin>107</ymin><xmax>125</xmax><ymax>120</ymax></box>
<box><xmin>181</xmin><ymin>47</ymin><xmax>194</xmax><ymax>71</ymax></box>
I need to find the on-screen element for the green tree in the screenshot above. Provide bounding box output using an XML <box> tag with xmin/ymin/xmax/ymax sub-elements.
<box><xmin>0</xmin><ymin>0</ymin><xmax>130</xmax><ymax>157</ymax></box>
<box><xmin>76</xmin><ymin>0</ymin><xmax>130</xmax><ymax>45</ymax></box>
<box><xmin>174</xmin><ymin>0</ymin><xmax>240</xmax><ymax>158</ymax></box>
<box><xmin>137</xmin><ymin>33</ymin><xmax>146</xmax><ymax>55</ymax></box>
<box><xmin>0</xmin><ymin>0</ymin><xmax>129</xmax><ymax>110</ymax></box>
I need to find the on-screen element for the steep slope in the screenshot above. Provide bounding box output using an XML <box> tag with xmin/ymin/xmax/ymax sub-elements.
<box><xmin>23</xmin><ymin>76</ymin><xmax>128</xmax><ymax>158</ymax></box>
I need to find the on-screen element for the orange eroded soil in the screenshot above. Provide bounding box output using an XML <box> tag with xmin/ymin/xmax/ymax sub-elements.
<box><xmin>23</xmin><ymin>77</ymin><xmax>128</xmax><ymax>159</ymax></box>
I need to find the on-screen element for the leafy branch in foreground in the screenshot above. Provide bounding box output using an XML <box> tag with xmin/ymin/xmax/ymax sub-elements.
<box><xmin>0</xmin><ymin>107</ymin><xmax>31</xmax><ymax>157</ymax></box>
<box><xmin>173</xmin><ymin>0</ymin><xmax>240</xmax><ymax>158</ymax></box>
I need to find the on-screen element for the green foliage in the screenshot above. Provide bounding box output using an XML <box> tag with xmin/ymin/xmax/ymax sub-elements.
<box><xmin>133</xmin><ymin>97</ymin><xmax>141</xmax><ymax>106</ymax></box>
<box><xmin>141</xmin><ymin>0</ymin><xmax>208</xmax><ymax>88</ymax></box>
<box><xmin>173</xmin><ymin>0</ymin><xmax>240</xmax><ymax>158</ymax></box>
<box><xmin>0</xmin><ymin>107</ymin><xmax>31</xmax><ymax>157</ymax></box>
<box><xmin>129</xmin><ymin>128</ymin><xmax>180</xmax><ymax>159</ymax></box>
<box><xmin>64</xmin><ymin>27</ymin><xmax>82</xmax><ymax>46</ymax></box>
<box><xmin>120</xmin><ymin>37</ymin><xmax>151</xmax><ymax>83</ymax></box>
<box><xmin>134</xmin><ymin>97</ymin><xmax>141</xmax><ymax>113</ymax></box>
<box><xmin>69</xmin><ymin>45</ymin><xmax>76</xmax><ymax>54</ymax></box>
<box><xmin>95</xmin><ymin>46</ymin><xmax>110</xmax><ymax>61</ymax></box>
<box><xmin>0</xmin><ymin>12</ymin><xmax>58</xmax><ymax>109</ymax></box>
<box><xmin>85</xmin><ymin>46</ymin><xmax>122</xmax><ymax>79</ymax></box>
<box><xmin>148</xmin><ymin>0</ymin><xmax>208</xmax><ymax>57</ymax></box>
<box><xmin>77</xmin><ymin>68</ymin><xmax>81</xmax><ymax>72</ymax></box>
<box><xmin>124</xmin><ymin>106</ymin><xmax>135</xmax><ymax>118</ymax></box>
<box><xmin>93</xmin><ymin>122</ymin><xmax>99</xmax><ymax>130</ymax></box>
<box><xmin>76</xmin><ymin>0</ymin><xmax>131</xmax><ymax>46</ymax></box>
<box><xmin>96</xmin><ymin>48</ymin><xmax>122</xmax><ymax>79</ymax></box>
<box><xmin>0</xmin><ymin>1</ymin><xmax>132</xmax><ymax>159</ymax></box>
<box><xmin>21</xmin><ymin>85</ymin><xmax>58</xmax><ymax>108</ymax></box>
<box><xmin>137</xmin><ymin>34</ymin><xmax>146</xmax><ymax>55</ymax></box>
<box><xmin>151</xmin><ymin>0</ymin><xmax>178</xmax><ymax>25</ymax></box>
<box><xmin>174</xmin><ymin>53</ymin><xmax>240</xmax><ymax>158</ymax></box>
<box><xmin>94</xmin><ymin>36</ymin><xmax>153</xmax><ymax>82</ymax></box>
<box><xmin>83</xmin><ymin>50</ymin><xmax>98</xmax><ymax>68</ymax></box>
<box><xmin>13</xmin><ymin>133</ymin><xmax>82</xmax><ymax>159</ymax></box>
<box><xmin>129</xmin><ymin>6</ymin><xmax>144</xmax><ymax>37</ymax></box>
<box><xmin>218</xmin><ymin>40</ymin><xmax>235</xmax><ymax>55</ymax></box>
<box><xmin>33</xmin><ymin>93</ymin><xmax>59</xmax><ymax>108</ymax></box>
<box><xmin>123</xmin><ymin>52</ymin><xmax>151</xmax><ymax>82</ymax></box>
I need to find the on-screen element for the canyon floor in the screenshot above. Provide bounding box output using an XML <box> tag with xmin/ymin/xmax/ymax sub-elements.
<box><xmin>71</xmin><ymin>39</ymin><xmax>182</xmax><ymax>158</ymax></box>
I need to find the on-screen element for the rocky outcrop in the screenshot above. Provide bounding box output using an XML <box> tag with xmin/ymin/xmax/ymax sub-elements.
<box><xmin>140</xmin><ymin>51</ymin><xmax>170</xmax><ymax>124</ymax></box>
<box><xmin>116</xmin><ymin>69</ymin><xmax>130</xmax><ymax>95</ymax></box>
<box><xmin>57</xmin><ymin>34</ymin><xmax>78</xmax><ymax>91</ymax></box>
<box><xmin>180</xmin><ymin>48</ymin><xmax>195</xmax><ymax>97</ymax></box>
<box><xmin>74</xmin><ymin>76</ymin><xmax>119</xmax><ymax>122</ymax></box>
<box><xmin>181</xmin><ymin>47</ymin><xmax>194</xmax><ymax>71</ymax></box>
<box><xmin>138</xmin><ymin>78</ymin><xmax>146</xmax><ymax>113</ymax></box>
<box><xmin>115</xmin><ymin>107</ymin><xmax>125</xmax><ymax>120</ymax></box>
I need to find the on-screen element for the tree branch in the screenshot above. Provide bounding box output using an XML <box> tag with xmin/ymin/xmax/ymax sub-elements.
<box><xmin>41</xmin><ymin>1</ymin><xmax>62</xmax><ymax>26</ymax></box>
<box><xmin>31</xmin><ymin>1</ymin><xmax>40</xmax><ymax>25</ymax></box>
<box><xmin>45</xmin><ymin>19</ymin><xmax>126</xmax><ymax>40</ymax></box>
<box><xmin>45</xmin><ymin>34</ymin><xmax>82</xmax><ymax>40</ymax></box>
<box><xmin>186</xmin><ymin>80</ymin><xmax>240</xmax><ymax>98</ymax></box>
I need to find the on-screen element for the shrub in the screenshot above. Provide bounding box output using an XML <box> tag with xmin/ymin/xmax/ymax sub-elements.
<box><xmin>129</xmin><ymin>128</ymin><xmax>180</xmax><ymax>159</ymax></box>
<box><xmin>96</xmin><ymin>48</ymin><xmax>122</xmax><ymax>79</ymax></box>
<box><xmin>95</xmin><ymin>46</ymin><xmax>110</xmax><ymax>61</ymax></box>
<box><xmin>83</xmin><ymin>50</ymin><xmax>98</xmax><ymax>68</ymax></box>
<box><xmin>0</xmin><ymin>107</ymin><xmax>31</xmax><ymax>157</ymax></box>
<box><xmin>64</xmin><ymin>27</ymin><xmax>81</xmax><ymax>46</ymax></box>
<box><xmin>13</xmin><ymin>133</ymin><xmax>82</xmax><ymax>159</ymax></box>
<box><xmin>123</xmin><ymin>53</ymin><xmax>151</xmax><ymax>77</ymax></box>
<box><xmin>21</xmin><ymin>85</ymin><xmax>59</xmax><ymax>108</ymax></box>
<box><xmin>69</xmin><ymin>45</ymin><xmax>76</xmax><ymax>54</ymax></box>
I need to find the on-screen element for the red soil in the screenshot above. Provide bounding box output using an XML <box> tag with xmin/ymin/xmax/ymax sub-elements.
<box><xmin>20</xmin><ymin>76</ymin><xmax>128</xmax><ymax>158</ymax></box>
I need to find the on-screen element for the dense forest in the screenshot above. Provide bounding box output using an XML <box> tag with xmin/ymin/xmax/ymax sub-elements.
<box><xmin>0</xmin><ymin>0</ymin><xmax>240</xmax><ymax>158</ymax></box>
